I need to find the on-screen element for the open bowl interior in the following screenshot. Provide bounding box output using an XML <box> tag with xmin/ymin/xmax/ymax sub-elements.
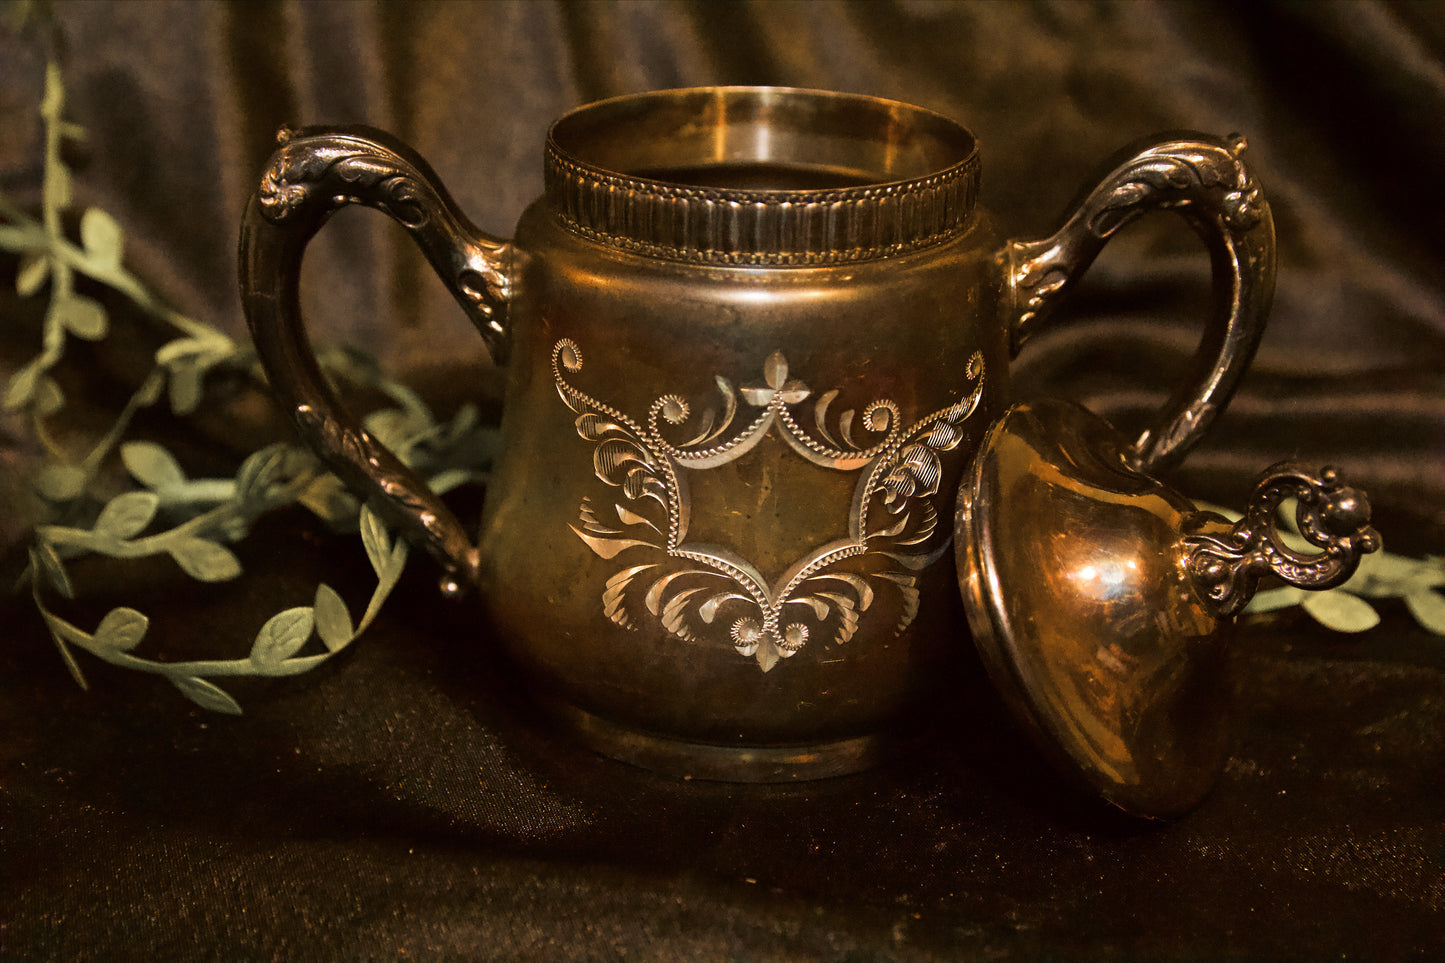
<box><xmin>547</xmin><ymin>86</ymin><xmax>978</xmax><ymax>191</ymax></box>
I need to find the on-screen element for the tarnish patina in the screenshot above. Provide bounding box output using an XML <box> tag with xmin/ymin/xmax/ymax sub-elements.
<box><xmin>242</xmin><ymin>88</ymin><xmax>1280</xmax><ymax>780</ymax></box>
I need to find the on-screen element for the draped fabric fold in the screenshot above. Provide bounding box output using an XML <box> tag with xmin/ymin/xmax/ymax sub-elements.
<box><xmin>2</xmin><ymin>2</ymin><xmax>1441</xmax><ymax>958</ymax></box>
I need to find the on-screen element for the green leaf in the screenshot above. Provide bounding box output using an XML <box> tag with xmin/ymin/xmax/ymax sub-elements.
<box><xmin>217</xmin><ymin>516</ymin><xmax>255</xmax><ymax>543</ymax></box>
<box><xmin>79</xmin><ymin>207</ymin><xmax>123</xmax><ymax>269</ymax></box>
<box><xmin>32</xmin><ymin>374</ymin><xmax>64</xmax><ymax>416</ymax></box>
<box><xmin>121</xmin><ymin>441</ymin><xmax>187</xmax><ymax>489</ymax></box>
<box><xmin>155</xmin><ymin>336</ymin><xmax>216</xmax><ymax>366</ymax></box>
<box><xmin>171</xmin><ymin>675</ymin><xmax>242</xmax><ymax>715</ymax></box>
<box><xmin>54</xmin><ymin>293</ymin><xmax>109</xmax><ymax>341</ymax></box>
<box><xmin>250</xmin><ymin>606</ymin><xmax>315</xmax><ymax>668</ymax></box>
<box><xmin>154</xmin><ymin>339</ymin><xmax>196</xmax><ymax>366</ymax></box>
<box><xmin>38</xmin><ymin>606</ymin><xmax>90</xmax><ymax>690</ymax></box>
<box><xmin>0</xmin><ymin>224</ymin><xmax>36</xmax><ymax>247</ymax></box>
<box><xmin>385</xmin><ymin>538</ymin><xmax>409</xmax><ymax>583</ymax></box>
<box><xmin>325</xmin><ymin>346</ymin><xmax>383</xmax><ymax>385</ymax></box>
<box><xmin>169</xmin><ymin>537</ymin><xmax>242</xmax><ymax>582</ymax></box>
<box><xmin>297</xmin><ymin>475</ymin><xmax>360</xmax><ymax>527</ymax></box>
<box><xmin>34</xmin><ymin>462</ymin><xmax>88</xmax><ymax>501</ymax></box>
<box><xmin>1355</xmin><ymin>550</ymin><xmax>1429</xmax><ymax>583</ymax></box>
<box><xmin>1301</xmin><ymin>591</ymin><xmax>1381</xmax><ymax>633</ymax></box>
<box><xmin>94</xmin><ymin>491</ymin><xmax>160</xmax><ymax>539</ymax></box>
<box><xmin>233</xmin><ymin>446</ymin><xmax>280</xmax><ymax>500</ymax></box>
<box><xmin>93</xmin><ymin>607</ymin><xmax>149</xmax><ymax>651</ymax></box>
<box><xmin>4</xmin><ymin>358</ymin><xmax>43</xmax><ymax>410</ymax></box>
<box><xmin>313</xmin><ymin>584</ymin><xmax>354</xmax><ymax>652</ymax></box>
<box><xmin>30</xmin><ymin>542</ymin><xmax>74</xmax><ymax>599</ymax></box>
<box><xmin>134</xmin><ymin>371</ymin><xmax>166</xmax><ymax>408</ymax></box>
<box><xmin>235</xmin><ymin>444</ymin><xmax>310</xmax><ymax>504</ymax></box>
<box><xmin>446</xmin><ymin>402</ymin><xmax>479</xmax><ymax>441</ymax></box>
<box><xmin>357</xmin><ymin>539</ymin><xmax>410</xmax><ymax>635</ymax></box>
<box><xmin>166</xmin><ymin>357</ymin><xmax>205</xmax><ymax>415</ymax></box>
<box><xmin>428</xmin><ymin>467</ymin><xmax>484</xmax><ymax>495</ymax></box>
<box><xmin>372</xmin><ymin>540</ymin><xmax>410</xmax><ymax>615</ymax></box>
<box><xmin>1244</xmin><ymin>586</ymin><xmax>1306</xmax><ymax>615</ymax></box>
<box><xmin>359</xmin><ymin>505</ymin><xmax>391</xmax><ymax>576</ymax></box>
<box><xmin>16</xmin><ymin>253</ymin><xmax>49</xmax><ymax>296</ymax></box>
<box><xmin>40</xmin><ymin>604</ymin><xmax>92</xmax><ymax>647</ymax></box>
<box><xmin>1351</xmin><ymin>551</ymin><xmax>1445</xmax><ymax>596</ymax></box>
<box><xmin>36</xmin><ymin>524</ymin><xmax>126</xmax><ymax>556</ymax></box>
<box><xmin>363</xmin><ymin>408</ymin><xmax>418</xmax><ymax>453</ymax></box>
<box><xmin>1404</xmin><ymin>590</ymin><xmax>1445</xmax><ymax>635</ymax></box>
<box><xmin>1275</xmin><ymin>528</ymin><xmax>1316</xmax><ymax>557</ymax></box>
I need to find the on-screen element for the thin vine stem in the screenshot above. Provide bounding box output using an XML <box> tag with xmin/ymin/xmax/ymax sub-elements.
<box><xmin>6</xmin><ymin>48</ymin><xmax>494</xmax><ymax>714</ymax></box>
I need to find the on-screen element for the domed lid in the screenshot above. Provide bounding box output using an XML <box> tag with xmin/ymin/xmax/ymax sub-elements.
<box><xmin>955</xmin><ymin>400</ymin><xmax>1380</xmax><ymax>818</ymax></box>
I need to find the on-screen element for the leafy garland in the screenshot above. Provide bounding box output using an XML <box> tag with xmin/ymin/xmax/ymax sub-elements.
<box><xmin>4</xmin><ymin>50</ymin><xmax>493</xmax><ymax>713</ymax></box>
<box><xmin>3</xmin><ymin>48</ymin><xmax>1440</xmax><ymax>716</ymax></box>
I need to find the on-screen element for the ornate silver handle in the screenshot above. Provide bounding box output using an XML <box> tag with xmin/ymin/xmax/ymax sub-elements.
<box><xmin>1183</xmin><ymin>464</ymin><xmax>1382</xmax><ymax>617</ymax></box>
<box><xmin>240</xmin><ymin>127</ymin><xmax>513</xmax><ymax>595</ymax></box>
<box><xmin>1002</xmin><ymin>134</ymin><xmax>1276</xmax><ymax>474</ymax></box>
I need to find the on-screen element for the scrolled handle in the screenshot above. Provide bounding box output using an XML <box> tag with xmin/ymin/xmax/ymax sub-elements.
<box><xmin>240</xmin><ymin>126</ymin><xmax>513</xmax><ymax>595</ymax></box>
<box><xmin>1183</xmin><ymin>464</ymin><xmax>1382</xmax><ymax>617</ymax></box>
<box><xmin>1002</xmin><ymin>133</ymin><xmax>1276</xmax><ymax>474</ymax></box>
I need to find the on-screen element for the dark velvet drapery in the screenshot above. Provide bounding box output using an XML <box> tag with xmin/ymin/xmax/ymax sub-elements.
<box><xmin>2</xmin><ymin>2</ymin><xmax>1441</xmax><ymax>959</ymax></box>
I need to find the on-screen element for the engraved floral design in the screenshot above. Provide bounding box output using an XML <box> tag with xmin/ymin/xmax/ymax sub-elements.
<box><xmin>553</xmin><ymin>339</ymin><xmax>985</xmax><ymax>671</ymax></box>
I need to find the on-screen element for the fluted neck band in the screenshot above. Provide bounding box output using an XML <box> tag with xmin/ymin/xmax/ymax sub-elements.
<box><xmin>544</xmin><ymin>87</ymin><xmax>980</xmax><ymax>266</ymax></box>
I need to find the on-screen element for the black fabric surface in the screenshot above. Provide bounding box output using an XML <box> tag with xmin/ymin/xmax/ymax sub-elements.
<box><xmin>2</xmin><ymin>2</ymin><xmax>1443</xmax><ymax>959</ymax></box>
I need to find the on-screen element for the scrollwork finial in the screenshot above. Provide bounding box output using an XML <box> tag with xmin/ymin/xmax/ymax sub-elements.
<box><xmin>1184</xmin><ymin>463</ymin><xmax>1381</xmax><ymax>617</ymax></box>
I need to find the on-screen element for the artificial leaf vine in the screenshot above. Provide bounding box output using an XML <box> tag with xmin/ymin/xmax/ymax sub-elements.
<box><xmin>4</xmin><ymin>50</ymin><xmax>493</xmax><ymax>713</ymax></box>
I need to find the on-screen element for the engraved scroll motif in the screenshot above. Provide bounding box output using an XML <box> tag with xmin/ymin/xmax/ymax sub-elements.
<box><xmin>553</xmin><ymin>340</ymin><xmax>986</xmax><ymax>672</ymax></box>
<box><xmin>1183</xmin><ymin>464</ymin><xmax>1381</xmax><ymax>618</ymax></box>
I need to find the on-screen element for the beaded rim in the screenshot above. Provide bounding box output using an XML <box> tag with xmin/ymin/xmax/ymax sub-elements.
<box><xmin>544</xmin><ymin>87</ymin><xmax>980</xmax><ymax>265</ymax></box>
